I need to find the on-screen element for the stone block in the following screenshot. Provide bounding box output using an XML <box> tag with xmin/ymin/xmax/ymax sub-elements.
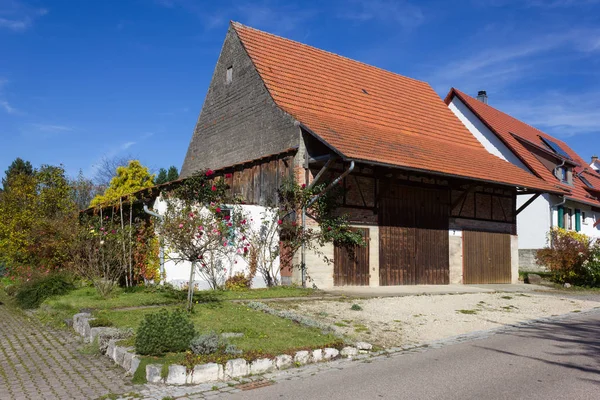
<box><xmin>323</xmin><ymin>348</ymin><xmax>339</xmax><ymax>360</ymax></box>
<box><xmin>146</xmin><ymin>364</ymin><xmax>163</xmax><ymax>384</ymax></box>
<box><xmin>122</xmin><ymin>350</ymin><xmax>137</xmax><ymax>373</ymax></box>
<box><xmin>166</xmin><ymin>364</ymin><xmax>187</xmax><ymax>385</ymax></box>
<box><xmin>355</xmin><ymin>342</ymin><xmax>373</xmax><ymax>351</ymax></box>
<box><xmin>225</xmin><ymin>358</ymin><xmax>248</xmax><ymax>379</ymax></box>
<box><xmin>341</xmin><ymin>347</ymin><xmax>358</xmax><ymax>358</ymax></box>
<box><xmin>106</xmin><ymin>340</ymin><xmax>116</xmax><ymax>359</ymax></box>
<box><xmin>275</xmin><ymin>354</ymin><xmax>293</xmax><ymax>370</ymax></box>
<box><xmin>250</xmin><ymin>358</ymin><xmax>274</xmax><ymax>375</ymax></box>
<box><xmin>190</xmin><ymin>363</ymin><xmax>223</xmax><ymax>384</ymax></box>
<box><xmin>312</xmin><ymin>349</ymin><xmax>323</xmax><ymax>362</ymax></box>
<box><xmin>114</xmin><ymin>346</ymin><xmax>127</xmax><ymax>366</ymax></box>
<box><xmin>72</xmin><ymin>313</ymin><xmax>91</xmax><ymax>336</ymax></box>
<box><xmin>129</xmin><ymin>356</ymin><xmax>141</xmax><ymax>376</ymax></box>
<box><xmin>294</xmin><ymin>350</ymin><xmax>310</xmax><ymax>365</ymax></box>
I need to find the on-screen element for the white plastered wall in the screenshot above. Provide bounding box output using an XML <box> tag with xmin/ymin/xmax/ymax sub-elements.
<box><xmin>152</xmin><ymin>197</ymin><xmax>280</xmax><ymax>289</ymax></box>
<box><xmin>516</xmin><ymin>193</ymin><xmax>552</xmax><ymax>249</ymax></box>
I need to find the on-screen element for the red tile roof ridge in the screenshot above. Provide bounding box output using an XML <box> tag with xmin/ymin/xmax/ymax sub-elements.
<box><xmin>231</xmin><ymin>21</ymin><xmax>428</xmax><ymax>86</ymax></box>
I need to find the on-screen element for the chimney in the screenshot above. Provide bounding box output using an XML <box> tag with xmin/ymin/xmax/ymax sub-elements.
<box><xmin>592</xmin><ymin>155</ymin><xmax>598</xmax><ymax>164</ymax></box>
<box><xmin>476</xmin><ymin>90</ymin><xmax>488</xmax><ymax>104</ymax></box>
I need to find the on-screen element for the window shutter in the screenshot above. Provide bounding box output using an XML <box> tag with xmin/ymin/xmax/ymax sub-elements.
<box><xmin>558</xmin><ymin>206</ymin><xmax>565</xmax><ymax>229</ymax></box>
<box><xmin>575</xmin><ymin>209</ymin><xmax>581</xmax><ymax>232</ymax></box>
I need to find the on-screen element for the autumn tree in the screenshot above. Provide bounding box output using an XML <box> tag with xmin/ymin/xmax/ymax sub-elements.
<box><xmin>0</xmin><ymin>163</ymin><xmax>77</xmax><ymax>273</ymax></box>
<box><xmin>91</xmin><ymin>160</ymin><xmax>155</xmax><ymax>206</ymax></box>
<box><xmin>92</xmin><ymin>154</ymin><xmax>134</xmax><ymax>189</ymax></box>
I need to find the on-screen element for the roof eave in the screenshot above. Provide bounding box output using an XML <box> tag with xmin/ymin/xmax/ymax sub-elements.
<box><xmin>339</xmin><ymin>156</ymin><xmax>565</xmax><ymax>195</ymax></box>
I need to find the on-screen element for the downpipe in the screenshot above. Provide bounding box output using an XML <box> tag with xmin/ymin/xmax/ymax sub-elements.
<box><xmin>301</xmin><ymin>161</ymin><xmax>355</xmax><ymax>288</ymax></box>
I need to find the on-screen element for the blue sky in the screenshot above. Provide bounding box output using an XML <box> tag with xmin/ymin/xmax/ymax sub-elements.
<box><xmin>1</xmin><ymin>0</ymin><xmax>600</xmax><ymax>179</ymax></box>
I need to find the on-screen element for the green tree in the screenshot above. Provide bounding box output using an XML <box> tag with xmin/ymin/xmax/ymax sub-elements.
<box><xmin>167</xmin><ymin>166</ymin><xmax>179</xmax><ymax>182</ymax></box>
<box><xmin>0</xmin><ymin>164</ymin><xmax>77</xmax><ymax>270</ymax></box>
<box><xmin>156</xmin><ymin>168</ymin><xmax>168</xmax><ymax>185</ymax></box>
<box><xmin>91</xmin><ymin>160</ymin><xmax>155</xmax><ymax>207</ymax></box>
<box><xmin>2</xmin><ymin>157</ymin><xmax>34</xmax><ymax>188</ymax></box>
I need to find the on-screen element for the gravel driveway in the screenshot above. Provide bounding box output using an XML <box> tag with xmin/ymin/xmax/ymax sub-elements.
<box><xmin>277</xmin><ymin>292</ymin><xmax>600</xmax><ymax>348</ymax></box>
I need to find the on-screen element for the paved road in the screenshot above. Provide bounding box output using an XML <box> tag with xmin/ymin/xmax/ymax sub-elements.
<box><xmin>0</xmin><ymin>302</ymin><xmax>133</xmax><ymax>400</ymax></box>
<box><xmin>229</xmin><ymin>310</ymin><xmax>600</xmax><ymax>400</ymax></box>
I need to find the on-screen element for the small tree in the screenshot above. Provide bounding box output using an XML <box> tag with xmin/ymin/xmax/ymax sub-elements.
<box><xmin>156</xmin><ymin>170</ymin><xmax>249</xmax><ymax>310</ymax></box>
<box><xmin>91</xmin><ymin>160</ymin><xmax>155</xmax><ymax>206</ymax></box>
<box><xmin>71</xmin><ymin>215</ymin><xmax>132</xmax><ymax>296</ymax></box>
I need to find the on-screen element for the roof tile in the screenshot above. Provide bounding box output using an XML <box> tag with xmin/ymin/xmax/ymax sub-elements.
<box><xmin>232</xmin><ymin>22</ymin><xmax>560</xmax><ymax>193</ymax></box>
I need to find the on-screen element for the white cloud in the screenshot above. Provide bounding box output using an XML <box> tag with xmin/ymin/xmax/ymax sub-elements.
<box><xmin>29</xmin><ymin>123</ymin><xmax>73</xmax><ymax>132</ymax></box>
<box><xmin>0</xmin><ymin>1</ymin><xmax>47</xmax><ymax>32</ymax></box>
<box><xmin>338</xmin><ymin>0</ymin><xmax>424</xmax><ymax>29</ymax></box>
<box><xmin>493</xmin><ymin>90</ymin><xmax>600</xmax><ymax>138</ymax></box>
<box><xmin>0</xmin><ymin>100</ymin><xmax>19</xmax><ymax>114</ymax></box>
<box><xmin>427</xmin><ymin>28</ymin><xmax>600</xmax><ymax>93</ymax></box>
<box><xmin>120</xmin><ymin>141</ymin><xmax>136</xmax><ymax>151</ymax></box>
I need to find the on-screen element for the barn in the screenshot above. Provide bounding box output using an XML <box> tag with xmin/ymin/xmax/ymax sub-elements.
<box><xmin>179</xmin><ymin>22</ymin><xmax>561</xmax><ymax>288</ymax></box>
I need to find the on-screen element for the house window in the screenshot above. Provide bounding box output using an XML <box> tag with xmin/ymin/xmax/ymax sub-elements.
<box><xmin>565</xmin><ymin>208</ymin><xmax>573</xmax><ymax>230</ymax></box>
<box><xmin>226</xmin><ymin>66</ymin><xmax>233</xmax><ymax>84</ymax></box>
<box><xmin>558</xmin><ymin>166</ymin><xmax>569</xmax><ymax>183</ymax></box>
<box><xmin>582</xmin><ymin>211</ymin><xmax>587</xmax><ymax>225</ymax></box>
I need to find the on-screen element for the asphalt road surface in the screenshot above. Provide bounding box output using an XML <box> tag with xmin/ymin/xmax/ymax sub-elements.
<box><xmin>229</xmin><ymin>310</ymin><xmax>600</xmax><ymax>400</ymax></box>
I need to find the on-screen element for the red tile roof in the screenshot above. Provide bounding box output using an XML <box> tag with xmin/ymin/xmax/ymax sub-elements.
<box><xmin>446</xmin><ymin>88</ymin><xmax>600</xmax><ymax>206</ymax></box>
<box><xmin>232</xmin><ymin>22</ymin><xmax>561</xmax><ymax>194</ymax></box>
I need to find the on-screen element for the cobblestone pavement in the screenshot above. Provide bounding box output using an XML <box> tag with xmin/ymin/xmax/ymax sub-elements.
<box><xmin>0</xmin><ymin>303</ymin><xmax>134</xmax><ymax>400</ymax></box>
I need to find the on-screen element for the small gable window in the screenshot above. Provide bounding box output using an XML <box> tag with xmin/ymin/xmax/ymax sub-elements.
<box><xmin>557</xmin><ymin>166</ymin><xmax>572</xmax><ymax>184</ymax></box>
<box><xmin>226</xmin><ymin>66</ymin><xmax>233</xmax><ymax>84</ymax></box>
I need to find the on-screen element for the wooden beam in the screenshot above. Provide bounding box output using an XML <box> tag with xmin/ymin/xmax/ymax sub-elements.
<box><xmin>451</xmin><ymin>185</ymin><xmax>476</xmax><ymax>210</ymax></box>
<box><xmin>516</xmin><ymin>193</ymin><xmax>541</xmax><ymax>216</ymax></box>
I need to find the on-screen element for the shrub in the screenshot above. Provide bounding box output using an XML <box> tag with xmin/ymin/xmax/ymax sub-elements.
<box><xmin>350</xmin><ymin>304</ymin><xmax>362</xmax><ymax>311</ymax></box>
<box><xmin>190</xmin><ymin>331</ymin><xmax>223</xmax><ymax>355</ymax></box>
<box><xmin>135</xmin><ymin>309</ymin><xmax>196</xmax><ymax>356</ymax></box>
<box><xmin>14</xmin><ymin>273</ymin><xmax>76</xmax><ymax>309</ymax></box>
<box><xmin>225</xmin><ymin>272</ymin><xmax>252</xmax><ymax>291</ymax></box>
<box><xmin>536</xmin><ymin>228</ymin><xmax>600</xmax><ymax>287</ymax></box>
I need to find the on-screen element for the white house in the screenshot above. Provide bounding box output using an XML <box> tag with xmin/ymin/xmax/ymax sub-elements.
<box><xmin>446</xmin><ymin>89</ymin><xmax>600</xmax><ymax>271</ymax></box>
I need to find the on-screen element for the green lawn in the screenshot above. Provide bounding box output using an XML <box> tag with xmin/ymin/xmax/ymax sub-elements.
<box><xmin>42</xmin><ymin>285</ymin><xmax>317</xmax><ymax>312</ymax></box>
<box><xmin>95</xmin><ymin>301</ymin><xmax>337</xmax><ymax>354</ymax></box>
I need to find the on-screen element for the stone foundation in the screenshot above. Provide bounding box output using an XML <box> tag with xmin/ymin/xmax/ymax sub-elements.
<box><xmin>519</xmin><ymin>249</ymin><xmax>547</xmax><ymax>272</ymax></box>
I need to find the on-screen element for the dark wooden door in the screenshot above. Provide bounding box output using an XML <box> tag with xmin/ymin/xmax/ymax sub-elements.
<box><xmin>379</xmin><ymin>184</ymin><xmax>449</xmax><ymax>285</ymax></box>
<box><xmin>463</xmin><ymin>231</ymin><xmax>511</xmax><ymax>284</ymax></box>
<box><xmin>334</xmin><ymin>228</ymin><xmax>370</xmax><ymax>286</ymax></box>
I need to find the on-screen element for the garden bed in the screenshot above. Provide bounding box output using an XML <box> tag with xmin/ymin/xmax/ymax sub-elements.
<box><xmin>29</xmin><ymin>284</ymin><xmax>342</xmax><ymax>384</ymax></box>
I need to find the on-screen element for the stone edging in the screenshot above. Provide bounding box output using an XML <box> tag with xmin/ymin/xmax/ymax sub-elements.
<box><xmin>71</xmin><ymin>312</ymin><xmax>373</xmax><ymax>385</ymax></box>
<box><xmin>72</xmin><ymin>313</ymin><xmax>140</xmax><ymax>376</ymax></box>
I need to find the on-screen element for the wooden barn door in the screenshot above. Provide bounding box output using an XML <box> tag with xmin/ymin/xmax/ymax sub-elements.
<box><xmin>463</xmin><ymin>231</ymin><xmax>511</xmax><ymax>284</ymax></box>
<box><xmin>334</xmin><ymin>228</ymin><xmax>370</xmax><ymax>286</ymax></box>
<box><xmin>379</xmin><ymin>184</ymin><xmax>449</xmax><ymax>285</ymax></box>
